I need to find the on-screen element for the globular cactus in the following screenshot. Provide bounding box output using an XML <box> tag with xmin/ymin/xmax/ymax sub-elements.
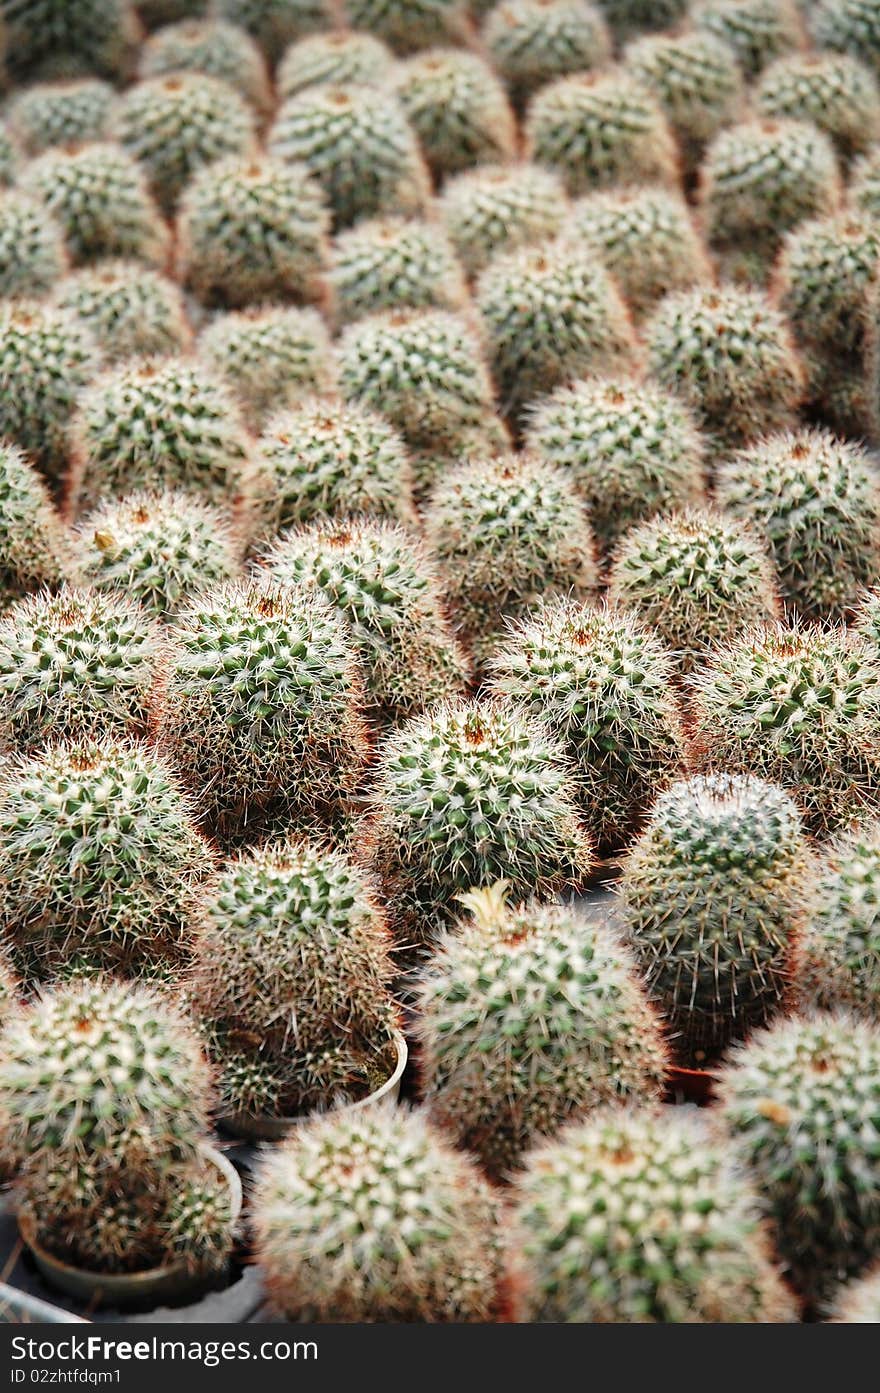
<box><xmin>367</xmin><ymin>697</ymin><xmax>593</xmax><ymax>946</ymax></box>
<box><xmin>719</xmin><ymin>1012</ymin><xmax>880</xmax><ymax>1302</ymax></box>
<box><xmin>190</xmin><ymin>837</ymin><xmax>399</xmax><ymax>1117</ymax></box>
<box><xmin>268</xmin><ymin>84</ymin><xmax>429</xmax><ymax>230</ymax></box>
<box><xmin>565</xmin><ymin>187</ymin><xmax>713</xmax><ymax>320</ymax></box>
<box><xmin>157</xmin><ymin>581</ymin><xmax>368</xmax><ymax>837</ymax></box>
<box><xmin>717</xmin><ymin>428</ymin><xmax>880</xmax><ymax>621</ymax></box>
<box><xmin>0</xmin><ymin>189</ymin><xmax>67</xmax><ymax>299</ymax></box>
<box><xmin>645</xmin><ymin>285</ymin><xmax>804</xmax><ymax>447</ymax></box>
<box><xmin>212</xmin><ymin>0</ymin><xmax>332</xmax><ymax>60</ymax></box>
<box><xmin>418</xmin><ymin>888</ymin><xmax>667</xmax><ymax>1177</ymax></box>
<box><xmin>524</xmin><ymin>69</ymin><xmax>680</xmax><ymax>198</ymax></box>
<box><xmin>2</xmin><ymin>0</ymin><xmax>142</xmax><ymax>81</ymax></box>
<box><xmin>756</xmin><ymin>52</ymin><xmax>880</xmax><ymax>160</ymax></box>
<box><xmin>329</xmin><ymin>216</ymin><xmax>467</xmax><ymax>325</ymax></box>
<box><xmin>277</xmin><ymin>30</ymin><xmax>394</xmax><ymax>98</ymax></box>
<box><xmin>483</xmin><ymin>1</ymin><xmax>611</xmax><ymax>108</ymax></box>
<box><xmin>624</xmin><ymin>30</ymin><xmax>745</xmax><ymax>174</ymax></box>
<box><xmin>690</xmin><ymin>622</ymin><xmax>880</xmax><ymax>836</ymax></box>
<box><xmin>0</xmin><ymin>300</ymin><xmax>99</xmax><ymax>477</ymax></box>
<box><xmin>54</xmin><ymin>260</ymin><xmax>191</xmax><ymax>363</ymax></box>
<box><xmin>851</xmin><ymin>144</ymin><xmax>880</xmax><ymax>216</ymax></box>
<box><xmin>394</xmin><ymin>50</ymin><xmax>517</xmax><ymax>183</ymax></box>
<box><xmin>138</xmin><ymin>18</ymin><xmax>272</xmax><ymax>115</ymax></box>
<box><xmin>67</xmin><ymin>356</ymin><xmax>255</xmax><ymax>517</ymax></box>
<box><xmin>176</xmin><ymin>155</ymin><xmax>330</xmax><ymax>308</ymax></box>
<box><xmin>260</xmin><ymin>519</ymin><xmax>469</xmax><ymax>720</ymax></box>
<box><xmin>252</xmin><ymin>1105</ymin><xmax>502</xmax><ymax>1322</ymax></box>
<box><xmin>694</xmin><ymin>0</ymin><xmax>806</xmax><ymax>79</ymax></box>
<box><xmin>510</xmin><ymin>1106</ymin><xmax>798</xmax><ymax>1322</ymax></box>
<box><xmin>0</xmin><ymin>442</ymin><xmax>80</xmax><ymax>601</ymax></box>
<box><xmin>812</xmin><ymin>0</ymin><xmax>880</xmax><ymax>82</ymax></box>
<box><xmin>250</xmin><ymin>397</ymin><xmax>416</xmax><ymax>532</ymax></box>
<box><xmin>489</xmin><ymin>600</ymin><xmax>689</xmax><ymax>849</ymax></box>
<box><xmin>19</xmin><ymin>142</ymin><xmax>170</xmax><ymax>267</ymax></box>
<box><xmin>196</xmin><ymin>305</ymin><xmax>334</xmax><ymax>432</ymax></box>
<box><xmin>607</xmin><ymin>509</ymin><xmax>779</xmax><ymax>671</ymax></box>
<box><xmin>797</xmin><ymin>822</ymin><xmax>880</xmax><ymax>1018</ymax></box>
<box><xmin>0</xmin><ymin>585</ymin><xmax>164</xmax><ymax>754</ymax></box>
<box><xmin>342</xmin><ymin>0</ymin><xmax>469</xmax><ymax>55</ymax></box>
<box><xmin>593</xmin><ymin>0</ymin><xmax>689</xmax><ymax>39</ymax></box>
<box><xmin>525</xmin><ymin>376</ymin><xmax>706</xmax><ymax>549</ymax></box>
<box><xmin>8</xmin><ymin>79</ymin><xmax>113</xmax><ymax>154</ymax></box>
<box><xmin>619</xmin><ymin>773</ymin><xmax>809</xmax><ymax>1053</ymax></box>
<box><xmin>0</xmin><ymin>740</ymin><xmax>214</xmax><ymax>979</ymax></box>
<box><xmin>114</xmin><ymin>73</ymin><xmax>258</xmax><ymax>210</ymax></box>
<box><xmin>438</xmin><ymin>161</ymin><xmax>568</xmax><ymax>279</ymax></box>
<box><xmin>829</xmin><ymin>1267</ymin><xmax>880</xmax><ymax>1321</ymax></box>
<box><xmin>425</xmin><ymin>453</ymin><xmax>597</xmax><ymax>662</ymax></box>
<box><xmin>75</xmin><ymin>489</ymin><xmax>240</xmax><ymax>621</ymax></box>
<box><xmin>475</xmin><ymin>237</ymin><xmax>638</xmax><ymax>427</ymax></box>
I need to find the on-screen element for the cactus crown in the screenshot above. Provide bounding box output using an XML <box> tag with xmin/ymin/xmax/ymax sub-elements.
<box><xmin>138</xmin><ymin>18</ymin><xmax>272</xmax><ymax>114</ymax></box>
<box><xmin>694</xmin><ymin>0</ymin><xmax>806</xmax><ymax>79</ymax></box>
<box><xmin>277</xmin><ymin>31</ymin><xmax>394</xmax><ymax>99</ymax></box>
<box><xmin>54</xmin><ymin>260</ymin><xmax>190</xmax><ymax>364</ymax></box>
<box><xmin>393</xmin><ymin>48</ymin><xmax>517</xmax><ymax>181</ymax></box>
<box><xmin>757</xmin><ymin>51</ymin><xmax>880</xmax><ymax>156</ymax></box>
<box><xmin>329</xmin><ymin>215</ymin><xmax>467</xmax><ymax>325</ymax></box>
<box><xmin>8</xmin><ymin>79</ymin><xmax>113</xmax><ymax>155</ymax></box>
<box><xmin>196</xmin><ymin>304</ymin><xmax>334</xmax><ymax>433</ymax></box>
<box><xmin>483</xmin><ymin>1</ymin><xmax>611</xmax><ymax>104</ymax></box>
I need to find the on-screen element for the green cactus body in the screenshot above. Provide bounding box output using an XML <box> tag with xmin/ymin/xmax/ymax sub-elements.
<box><xmin>138</xmin><ymin>18</ymin><xmax>272</xmax><ymax>115</ymax></box>
<box><xmin>812</xmin><ymin>0</ymin><xmax>880</xmax><ymax>81</ymax></box>
<box><xmin>694</xmin><ymin>0</ymin><xmax>806</xmax><ymax>79</ymax></box>
<box><xmin>0</xmin><ymin>124</ymin><xmax>20</xmax><ymax>187</ymax></box>
<box><xmin>0</xmin><ymin>189</ymin><xmax>67</xmax><ymax>299</ymax></box>
<box><xmin>54</xmin><ymin>261</ymin><xmax>191</xmax><ymax>363</ymax></box>
<box><xmin>851</xmin><ymin>144</ymin><xmax>880</xmax><ymax>216</ymax></box>
<box><xmin>594</xmin><ymin>0</ymin><xmax>689</xmax><ymax>39</ymax></box>
<box><xmin>438</xmin><ymin>161</ymin><xmax>568</xmax><ymax>279</ymax></box>
<box><xmin>757</xmin><ymin>51</ymin><xmax>880</xmax><ymax>159</ymax></box>
<box><xmin>9</xmin><ymin>79</ymin><xmax>113</xmax><ymax>155</ymax></box>
<box><xmin>797</xmin><ymin>822</ymin><xmax>880</xmax><ymax>1018</ymax></box>
<box><xmin>624</xmin><ymin>31</ymin><xmax>745</xmax><ymax>172</ymax></box>
<box><xmin>1</xmin><ymin>0</ymin><xmax>142</xmax><ymax>81</ymax></box>
<box><xmin>0</xmin><ymin>442</ymin><xmax>79</xmax><ymax>600</ymax></box>
<box><xmin>342</xmin><ymin>0</ymin><xmax>469</xmax><ymax>54</ymax></box>
<box><xmin>196</xmin><ymin>305</ymin><xmax>334</xmax><ymax>432</ymax></box>
<box><xmin>0</xmin><ymin>300</ymin><xmax>99</xmax><ymax>477</ymax></box>
<box><xmin>830</xmin><ymin>1267</ymin><xmax>880</xmax><ymax>1321</ymax></box>
<box><xmin>329</xmin><ymin>216</ymin><xmax>467</xmax><ymax>324</ymax></box>
<box><xmin>212</xmin><ymin>0</ymin><xmax>332</xmax><ymax>59</ymax></box>
<box><xmin>277</xmin><ymin>31</ymin><xmax>394</xmax><ymax>99</ymax></box>
<box><xmin>393</xmin><ymin>49</ymin><xmax>516</xmax><ymax>183</ymax></box>
<box><xmin>483</xmin><ymin>1</ymin><xmax>610</xmax><ymax>108</ymax></box>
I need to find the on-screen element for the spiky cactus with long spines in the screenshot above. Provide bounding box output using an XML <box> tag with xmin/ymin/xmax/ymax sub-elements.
<box><xmin>565</xmin><ymin>188</ymin><xmax>713</xmax><ymax>320</ymax></box>
<box><xmin>67</xmin><ymin>356</ymin><xmax>255</xmax><ymax>517</ymax></box>
<box><xmin>694</xmin><ymin>0</ymin><xmax>806</xmax><ymax>79</ymax></box>
<box><xmin>0</xmin><ymin>301</ymin><xmax>99</xmax><ymax>478</ymax></box>
<box><xmin>524</xmin><ymin>69</ymin><xmax>680</xmax><ymax>198</ymax></box>
<box><xmin>8</xmin><ymin>79</ymin><xmax>113</xmax><ymax>155</ymax></box>
<box><xmin>19</xmin><ymin>142</ymin><xmax>171</xmax><ymax>268</ymax></box>
<box><xmin>812</xmin><ymin>0</ymin><xmax>880</xmax><ymax>82</ymax></box>
<box><xmin>489</xmin><ymin>600</ymin><xmax>689</xmax><ymax>850</ymax></box>
<box><xmin>177</xmin><ymin>155</ymin><xmax>330</xmax><ymax>308</ymax></box>
<box><xmin>716</xmin><ymin>428</ymin><xmax>880</xmax><ymax>621</ymax></box>
<box><xmin>260</xmin><ymin>519</ymin><xmax>469</xmax><ymax>721</ymax></box>
<box><xmin>690</xmin><ymin>622</ymin><xmax>880</xmax><ymax>837</ymax></box>
<box><xmin>251</xmin><ymin>398</ymin><xmax>416</xmax><ymax>533</ymax></box>
<box><xmin>54</xmin><ymin>261</ymin><xmax>191</xmax><ymax>364</ymax></box>
<box><xmin>1</xmin><ymin>0</ymin><xmax>143</xmax><ymax>81</ymax></box>
<box><xmin>277</xmin><ymin>30</ymin><xmax>394</xmax><ymax>99</ymax></box>
<box><xmin>252</xmin><ymin>1104</ymin><xmax>502</xmax><ymax>1322</ymax></box>
<box><xmin>719</xmin><ymin>1012</ymin><xmax>880</xmax><ymax>1302</ymax></box>
<box><xmin>212</xmin><ymin>0</ymin><xmax>332</xmax><ymax>60</ymax></box>
<box><xmin>624</xmin><ymin>30</ymin><xmax>745</xmax><ymax>175</ymax></box>
<box><xmin>157</xmin><ymin>581</ymin><xmax>368</xmax><ymax>838</ymax></box>
<box><xmin>114</xmin><ymin>73</ymin><xmax>258</xmax><ymax>211</ymax></box>
<box><xmin>328</xmin><ymin>216</ymin><xmax>467</xmax><ymax>325</ymax></box>
<box><xmin>796</xmin><ymin>822</ymin><xmax>880</xmax><ymax>1018</ymax></box>
<box><xmin>509</xmin><ymin>1106</ymin><xmax>798</xmax><ymax>1323</ymax></box>
<box><xmin>0</xmin><ymin>740</ymin><xmax>214</xmax><ymax>980</ymax></box>
<box><xmin>190</xmin><ymin>837</ymin><xmax>400</xmax><ymax>1119</ymax></box>
<box><xmin>196</xmin><ymin>305</ymin><xmax>334</xmax><ymax>432</ymax></box>
<box><xmin>475</xmin><ymin>238</ymin><xmax>638</xmax><ymax>427</ymax></box>
<box><xmin>607</xmin><ymin>509</ymin><xmax>779</xmax><ymax>672</ymax></box>
<box><xmin>394</xmin><ymin>49</ymin><xmax>517</xmax><ymax>184</ymax></box>
<box><xmin>756</xmin><ymin>51</ymin><xmax>880</xmax><ymax>160</ymax></box>
<box><xmin>418</xmin><ymin>888</ymin><xmax>667</xmax><ymax>1178</ymax></box>
<box><xmin>438</xmin><ymin>161</ymin><xmax>568</xmax><ymax>279</ymax></box>
<box><xmin>619</xmin><ymin>773</ymin><xmax>809</xmax><ymax>1054</ymax></box>
<box><xmin>645</xmin><ymin>285</ymin><xmax>804</xmax><ymax>447</ymax></box>
<box><xmin>483</xmin><ymin>1</ymin><xmax>611</xmax><ymax>108</ymax></box>
<box><xmin>425</xmin><ymin>453</ymin><xmax>597</xmax><ymax>663</ymax></box>
<box><xmin>342</xmin><ymin>0</ymin><xmax>470</xmax><ymax>54</ymax></box>
<box><xmin>830</xmin><ymin>1267</ymin><xmax>880</xmax><ymax>1321</ymax></box>
<box><xmin>0</xmin><ymin>442</ymin><xmax>80</xmax><ymax>602</ymax></box>
<box><xmin>525</xmin><ymin>377</ymin><xmax>706</xmax><ymax>550</ymax></box>
<box><xmin>367</xmin><ymin>697</ymin><xmax>593</xmax><ymax>947</ymax></box>
<box><xmin>0</xmin><ymin>189</ymin><xmax>67</xmax><ymax>299</ymax></box>
<box><xmin>268</xmin><ymin>84</ymin><xmax>429</xmax><ymax>231</ymax></box>
<box><xmin>138</xmin><ymin>18</ymin><xmax>273</xmax><ymax>115</ymax></box>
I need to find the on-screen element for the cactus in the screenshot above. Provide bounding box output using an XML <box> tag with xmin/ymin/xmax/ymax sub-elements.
<box><xmin>645</xmin><ymin>285</ymin><xmax>804</xmax><ymax>447</ymax></box>
<box><xmin>475</xmin><ymin>237</ymin><xmax>638</xmax><ymax>426</ymax></box>
<box><xmin>624</xmin><ymin>31</ymin><xmax>745</xmax><ymax>174</ymax></box>
<box><xmin>418</xmin><ymin>889</ymin><xmax>667</xmax><ymax>1177</ymax></box>
<box><xmin>329</xmin><ymin>216</ymin><xmax>467</xmax><ymax>325</ymax></box>
<box><xmin>268</xmin><ymin>84</ymin><xmax>429</xmax><ymax>230</ymax></box>
<box><xmin>510</xmin><ymin>1105</ymin><xmax>798</xmax><ymax>1322</ymax></box>
<box><xmin>190</xmin><ymin>837</ymin><xmax>399</xmax><ymax>1117</ymax></box>
<box><xmin>157</xmin><ymin>581</ymin><xmax>368</xmax><ymax>837</ymax></box>
<box><xmin>277</xmin><ymin>30</ymin><xmax>394</xmax><ymax>98</ymax></box>
<box><xmin>483</xmin><ymin>1</ymin><xmax>611</xmax><ymax>107</ymax></box>
<box><xmin>196</xmin><ymin>305</ymin><xmax>334</xmax><ymax>432</ymax></box>
<box><xmin>489</xmin><ymin>600</ymin><xmax>689</xmax><ymax>849</ymax></box>
<box><xmin>0</xmin><ymin>189</ymin><xmax>67</xmax><ymax>299</ymax></box>
<box><xmin>524</xmin><ymin>70</ymin><xmax>680</xmax><ymax>198</ymax></box>
<box><xmin>342</xmin><ymin>0</ymin><xmax>469</xmax><ymax>55</ymax></box>
<box><xmin>138</xmin><ymin>18</ymin><xmax>272</xmax><ymax>115</ymax></box>
<box><xmin>719</xmin><ymin>1012</ymin><xmax>880</xmax><ymax>1301</ymax></box>
<box><xmin>20</xmin><ymin>142</ymin><xmax>170</xmax><ymax>267</ymax></box>
<box><xmin>0</xmin><ymin>123</ymin><xmax>20</xmax><ymax>186</ymax></box>
<box><xmin>756</xmin><ymin>52</ymin><xmax>880</xmax><ymax>160</ymax></box>
<box><xmin>607</xmin><ymin>509</ymin><xmax>779</xmax><ymax>671</ymax></box>
<box><xmin>68</xmin><ymin>356</ymin><xmax>255</xmax><ymax>517</ymax></box>
<box><xmin>716</xmin><ymin>428</ymin><xmax>880</xmax><ymax>621</ymax></box>
<box><xmin>797</xmin><ymin>822</ymin><xmax>880</xmax><ymax>1018</ymax></box>
<box><xmin>250</xmin><ymin>397</ymin><xmax>416</xmax><ymax>531</ymax></box>
<box><xmin>594</xmin><ymin>0</ymin><xmax>688</xmax><ymax>39</ymax></box>
<box><xmin>438</xmin><ymin>161</ymin><xmax>568</xmax><ymax>279</ymax></box>
<box><xmin>211</xmin><ymin>0</ymin><xmax>332</xmax><ymax>60</ymax></box>
<box><xmin>0</xmin><ymin>442</ymin><xmax>80</xmax><ymax>601</ymax></box>
<box><xmin>260</xmin><ymin>519</ymin><xmax>469</xmax><ymax>720</ymax></box>
<box><xmin>619</xmin><ymin>773</ymin><xmax>809</xmax><ymax>1053</ymax></box>
<box><xmin>690</xmin><ymin>622</ymin><xmax>880</xmax><ymax>836</ymax></box>
<box><xmin>0</xmin><ymin>300</ymin><xmax>99</xmax><ymax>478</ymax></box>
<box><xmin>367</xmin><ymin>698</ymin><xmax>593</xmax><ymax>946</ymax></box>
<box><xmin>134</xmin><ymin>0</ymin><xmax>210</xmax><ymax>24</ymax></box>
<box><xmin>0</xmin><ymin>740</ymin><xmax>214</xmax><ymax>979</ymax></box>
<box><xmin>392</xmin><ymin>49</ymin><xmax>516</xmax><ymax>183</ymax></box>
<box><xmin>8</xmin><ymin>79</ymin><xmax>113</xmax><ymax>155</ymax></box>
<box><xmin>812</xmin><ymin>0</ymin><xmax>880</xmax><ymax>82</ymax></box>
<box><xmin>425</xmin><ymin>453</ymin><xmax>597</xmax><ymax>662</ymax></box>
<box><xmin>525</xmin><ymin>376</ymin><xmax>706</xmax><ymax>549</ymax></box>
<box><xmin>1</xmin><ymin>0</ymin><xmax>142</xmax><ymax>81</ymax></box>
<box><xmin>694</xmin><ymin>0</ymin><xmax>806</xmax><ymax>79</ymax></box>
<box><xmin>54</xmin><ymin>261</ymin><xmax>190</xmax><ymax>363</ymax></box>
<box><xmin>114</xmin><ymin>73</ymin><xmax>258</xmax><ymax>211</ymax></box>
<box><xmin>252</xmin><ymin>1104</ymin><xmax>502</xmax><ymax>1322</ymax></box>
<box><xmin>565</xmin><ymin>187</ymin><xmax>713</xmax><ymax>320</ymax></box>
<box><xmin>851</xmin><ymin>144</ymin><xmax>880</xmax><ymax>216</ymax></box>
<box><xmin>830</xmin><ymin>1267</ymin><xmax>880</xmax><ymax>1321</ymax></box>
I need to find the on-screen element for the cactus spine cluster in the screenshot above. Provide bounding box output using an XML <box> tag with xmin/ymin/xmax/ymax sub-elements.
<box><xmin>438</xmin><ymin>162</ymin><xmax>569</xmax><ymax>278</ymax></box>
<box><xmin>797</xmin><ymin>823</ymin><xmax>880</xmax><ymax>1018</ymax></box>
<box><xmin>196</xmin><ymin>305</ymin><xmax>334</xmax><ymax>432</ymax></box>
<box><xmin>0</xmin><ymin>442</ymin><xmax>79</xmax><ymax>602</ymax></box>
<box><xmin>329</xmin><ymin>216</ymin><xmax>467</xmax><ymax>325</ymax></box>
<box><xmin>54</xmin><ymin>261</ymin><xmax>190</xmax><ymax>363</ymax></box>
<box><xmin>8</xmin><ymin>79</ymin><xmax>113</xmax><ymax>154</ymax></box>
<box><xmin>393</xmin><ymin>49</ymin><xmax>517</xmax><ymax>182</ymax></box>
